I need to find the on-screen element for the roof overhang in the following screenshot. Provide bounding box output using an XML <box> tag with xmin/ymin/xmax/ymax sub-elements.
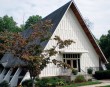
<box><xmin>61</xmin><ymin>50</ymin><xmax>88</xmax><ymax>54</ymax></box>
<box><xmin>70</xmin><ymin>1</ymin><xmax>108</xmax><ymax>64</ymax></box>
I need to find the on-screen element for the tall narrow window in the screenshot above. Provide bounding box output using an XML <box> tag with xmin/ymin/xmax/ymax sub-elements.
<box><xmin>67</xmin><ymin>60</ymin><xmax>71</xmax><ymax>65</ymax></box>
<box><xmin>73</xmin><ymin>60</ymin><xmax>77</xmax><ymax>68</ymax></box>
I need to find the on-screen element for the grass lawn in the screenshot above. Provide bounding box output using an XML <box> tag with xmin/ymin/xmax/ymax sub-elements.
<box><xmin>101</xmin><ymin>85</ymin><xmax>110</xmax><ymax>87</ymax></box>
<box><xmin>63</xmin><ymin>81</ymin><xmax>101</xmax><ymax>87</ymax></box>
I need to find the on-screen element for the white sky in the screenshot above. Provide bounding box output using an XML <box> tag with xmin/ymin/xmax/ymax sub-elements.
<box><xmin>0</xmin><ymin>0</ymin><xmax>110</xmax><ymax>39</ymax></box>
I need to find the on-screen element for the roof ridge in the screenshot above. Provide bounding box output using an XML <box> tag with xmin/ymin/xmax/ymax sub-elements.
<box><xmin>43</xmin><ymin>1</ymin><xmax>71</xmax><ymax>20</ymax></box>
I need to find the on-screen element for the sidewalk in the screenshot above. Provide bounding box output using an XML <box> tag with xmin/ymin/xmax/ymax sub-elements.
<box><xmin>79</xmin><ymin>80</ymin><xmax>110</xmax><ymax>87</ymax></box>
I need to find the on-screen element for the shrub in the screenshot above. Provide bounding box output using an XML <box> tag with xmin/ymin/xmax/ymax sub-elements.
<box><xmin>87</xmin><ymin>67</ymin><xmax>93</xmax><ymax>74</ymax></box>
<box><xmin>22</xmin><ymin>77</ymin><xmax>66</xmax><ymax>87</ymax></box>
<box><xmin>105</xmin><ymin>64</ymin><xmax>110</xmax><ymax>70</ymax></box>
<box><xmin>0</xmin><ymin>81</ymin><xmax>10</xmax><ymax>87</ymax></box>
<box><xmin>22</xmin><ymin>79</ymin><xmax>32</xmax><ymax>87</ymax></box>
<box><xmin>36</xmin><ymin>77</ymin><xmax>66</xmax><ymax>87</ymax></box>
<box><xmin>88</xmin><ymin>79</ymin><xmax>92</xmax><ymax>81</ymax></box>
<box><xmin>74</xmin><ymin>75</ymin><xmax>86</xmax><ymax>83</ymax></box>
<box><xmin>37</xmin><ymin>78</ymin><xmax>50</xmax><ymax>87</ymax></box>
<box><xmin>56</xmin><ymin>80</ymin><xmax>65</xmax><ymax>86</ymax></box>
<box><xmin>72</xmin><ymin>69</ymin><xmax>78</xmax><ymax>75</ymax></box>
<box><xmin>94</xmin><ymin>70</ymin><xmax>110</xmax><ymax>80</ymax></box>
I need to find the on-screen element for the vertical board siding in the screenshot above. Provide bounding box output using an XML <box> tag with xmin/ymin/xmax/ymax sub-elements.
<box><xmin>40</xmin><ymin>8</ymin><xmax>99</xmax><ymax>77</ymax></box>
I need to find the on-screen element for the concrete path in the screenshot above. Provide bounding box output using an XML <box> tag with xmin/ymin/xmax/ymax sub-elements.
<box><xmin>79</xmin><ymin>80</ymin><xmax>110</xmax><ymax>87</ymax></box>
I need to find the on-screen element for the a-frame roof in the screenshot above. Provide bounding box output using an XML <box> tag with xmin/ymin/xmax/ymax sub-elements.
<box><xmin>42</xmin><ymin>1</ymin><xmax>108</xmax><ymax>63</ymax></box>
<box><xmin>23</xmin><ymin>0</ymin><xmax>108</xmax><ymax>63</ymax></box>
<box><xmin>1</xmin><ymin>1</ymin><xmax>108</xmax><ymax>68</ymax></box>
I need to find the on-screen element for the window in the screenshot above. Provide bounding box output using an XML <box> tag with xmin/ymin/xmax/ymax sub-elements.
<box><xmin>73</xmin><ymin>60</ymin><xmax>77</xmax><ymax>68</ymax></box>
<box><xmin>63</xmin><ymin>53</ymin><xmax>81</xmax><ymax>72</ymax></box>
<box><xmin>63</xmin><ymin>53</ymin><xmax>80</xmax><ymax>58</ymax></box>
<box><xmin>67</xmin><ymin>60</ymin><xmax>71</xmax><ymax>65</ymax></box>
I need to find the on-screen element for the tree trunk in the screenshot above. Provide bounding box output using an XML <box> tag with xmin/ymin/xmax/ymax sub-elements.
<box><xmin>31</xmin><ymin>77</ymin><xmax>35</xmax><ymax>87</ymax></box>
<box><xmin>31</xmin><ymin>75</ymin><xmax>39</xmax><ymax>87</ymax></box>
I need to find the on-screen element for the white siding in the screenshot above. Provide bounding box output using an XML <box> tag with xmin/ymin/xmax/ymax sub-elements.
<box><xmin>40</xmin><ymin>8</ymin><xmax>99</xmax><ymax>77</ymax></box>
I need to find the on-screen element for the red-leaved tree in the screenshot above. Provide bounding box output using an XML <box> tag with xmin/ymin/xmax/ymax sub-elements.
<box><xmin>0</xmin><ymin>20</ymin><xmax>74</xmax><ymax>87</ymax></box>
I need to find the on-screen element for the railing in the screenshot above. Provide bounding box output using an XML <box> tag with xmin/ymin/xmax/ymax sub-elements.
<box><xmin>80</xmin><ymin>68</ymin><xmax>86</xmax><ymax>74</ymax></box>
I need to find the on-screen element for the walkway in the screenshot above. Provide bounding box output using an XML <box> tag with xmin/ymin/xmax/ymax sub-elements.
<box><xmin>79</xmin><ymin>80</ymin><xmax>110</xmax><ymax>87</ymax></box>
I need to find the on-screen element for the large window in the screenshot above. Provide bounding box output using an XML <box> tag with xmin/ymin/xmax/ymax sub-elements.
<box><xmin>63</xmin><ymin>53</ymin><xmax>81</xmax><ymax>72</ymax></box>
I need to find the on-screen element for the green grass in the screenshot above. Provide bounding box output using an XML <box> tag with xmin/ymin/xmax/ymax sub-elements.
<box><xmin>63</xmin><ymin>81</ymin><xmax>101</xmax><ymax>87</ymax></box>
<box><xmin>101</xmin><ymin>85</ymin><xmax>110</xmax><ymax>87</ymax></box>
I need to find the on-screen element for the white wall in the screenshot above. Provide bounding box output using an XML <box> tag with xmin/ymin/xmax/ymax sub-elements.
<box><xmin>40</xmin><ymin>8</ymin><xmax>99</xmax><ymax>77</ymax></box>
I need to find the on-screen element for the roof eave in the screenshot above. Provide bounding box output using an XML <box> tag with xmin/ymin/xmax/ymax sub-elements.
<box><xmin>70</xmin><ymin>1</ymin><xmax>108</xmax><ymax>64</ymax></box>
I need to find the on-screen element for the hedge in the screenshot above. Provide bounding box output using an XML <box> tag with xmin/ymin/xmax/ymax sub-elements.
<box><xmin>94</xmin><ymin>70</ymin><xmax>110</xmax><ymax>80</ymax></box>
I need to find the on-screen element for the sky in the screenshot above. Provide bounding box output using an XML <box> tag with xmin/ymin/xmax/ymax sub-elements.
<box><xmin>0</xmin><ymin>0</ymin><xmax>110</xmax><ymax>39</ymax></box>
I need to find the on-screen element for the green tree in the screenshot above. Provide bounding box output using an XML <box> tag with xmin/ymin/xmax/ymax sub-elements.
<box><xmin>99</xmin><ymin>30</ymin><xmax>110</xmax><ymax>61</ymax></box>
<box><xmin>0</xmin><ymin>15</ymin><xmax>21</xmax><ymax>32</ymax></box>
<box><xmin>99</xmin><ymin>30</ymin><xmax>110</xmax><ymax>69</ymax></box>
<box><xmin>0</xmin><ymin>17</ymin><xmax>4</xmax><ymax>32</ymax></box>
<box><xmin>25</xmin><ymin>15</ymin><xmax>42</xmax><ymax>29</ymax></box>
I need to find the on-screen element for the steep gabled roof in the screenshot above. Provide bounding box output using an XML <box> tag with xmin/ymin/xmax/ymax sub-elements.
<box><xmin>20</xmin><ymin>1</ymin><xmax>108</xmax><ymax>64</ymax></box>
<box><xmin>42</xmin><ymin>1</ymin><xmax>108</xmax><ymax>63</ymax></box>
<box><xmin>43</xmin><ymin>0</ymin><xmax>108</xmax><ymax>63</ymax></box>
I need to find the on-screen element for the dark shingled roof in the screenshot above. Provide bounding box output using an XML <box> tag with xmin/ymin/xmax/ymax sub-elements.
<box><xmin>21</xmin><ymin>1</ymin><xmax>71</xmax><ymax>47</ymax></box>
<box><xmin>40</xmin><ymin>1</ymin><xmax>72</xmax><ymax>48</ymax></box>
<box><xmin>0</xmin><ymin>53</ymin><xmax>26</xmax><ymax>68</ymax></box>
<box><xmin>42</xmin><ymin>1</ymin><xmax>71</xmax><ymax>33</ymax></box>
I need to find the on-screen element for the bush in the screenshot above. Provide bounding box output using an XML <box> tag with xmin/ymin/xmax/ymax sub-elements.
<box><xmin>22</xmin><ymin>79</ymin><xmax>32</xmax><ymax>87</ymax></box>
<box><xmin>72</xmin><ymin>69</ymin><xmax>78</xmax><ymax>75</ymax></box>
<box><xmin>106</xmin><ymin>64</ymin><xmax>110</xmax><ymax>70</ymax></box>
<box><xmin>87</xmin><ymin>67</ymin><xmax>93</xmax><ymax>74</ymax></box>
<box><xmin>22</xmin><ymin>77</ymin><xmax>66</xmax><ymax>87</ymax></box>
<box><xmin>74</xmin><ymin>75</ymin><xmax>86</xmax><ymax>83</ymax></box>
<box><xmin>37</xmin><ymin>77</ymin><xmax>66</xmax><ymax>87</ymax></box>
<box><xmin>56</xmin><ymin>80</ymin><xmax>65</xmax><ymax>86</ymax></box>
<box><xmin>94</xmin><ymin>70</ymin><xmax>110</xmax><ymax>80</ymax></box>
<box><xmin>37</xmin><ymin>78</ymin><xmax>50</xmax><ymax>87</ymax></box>
<box><xmin>0</xmin><ymin>81</ymin><xmax>10</xmax><ymax>87</ymax></box>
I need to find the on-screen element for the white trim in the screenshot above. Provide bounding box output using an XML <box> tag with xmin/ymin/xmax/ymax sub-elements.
<box><xmin>63</xmin><ymin>58</ymin><xmax>80</xmax><ymax>60</ymax></box>
<box><xmin>72</xmin><ymin>1</ymin><xmax>108</xmax><ymax>63</ymax></box>
<box><xmin>61</xmin><ymin>50</ymin><xmax>88</xmax><ymax>53</ymax></box>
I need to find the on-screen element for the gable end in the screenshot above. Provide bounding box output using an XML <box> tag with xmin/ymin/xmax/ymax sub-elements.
<box><xmin>70</xmin><ymin>2</ymin><xmax>108</xmax><ymax>63</ymax></box>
